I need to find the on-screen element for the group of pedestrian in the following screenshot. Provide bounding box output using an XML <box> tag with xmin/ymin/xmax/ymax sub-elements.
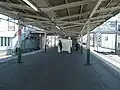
<box><xmin>74</xmin><ymin>42</ymin><xmax>80</xmax><ymax>52</ymax></box>
<box><xmin>58</xmin><ymin>40</ymin><xmax>80</xmax><ymax>53</ymax></box>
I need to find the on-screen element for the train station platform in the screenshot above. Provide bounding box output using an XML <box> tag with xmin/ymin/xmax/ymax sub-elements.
<box><xmin>0</xmin><ymin>48</ymin><xmax>120</xmax><ymax>90</ymax></box>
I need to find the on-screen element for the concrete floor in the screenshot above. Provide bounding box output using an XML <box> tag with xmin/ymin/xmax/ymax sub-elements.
<box><xmin>0</xmin><ymin>48</ymin><xmax>119</xmax><ymax>90</ymax></box>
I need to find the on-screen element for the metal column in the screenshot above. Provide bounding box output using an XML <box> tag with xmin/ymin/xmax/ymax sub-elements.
<box><xmin>54</xmin><ymin>35</ymin><xmax>56</xmax><ymax>47</ymax></box>
<box><xmin>80</xmin><ymin>30</ymin><xmax>83</xmax><ymax>53</ymax></box>
<box><xmin>51</xmin><ymin>36</ymin><xmax>52</xmax><ymax>47</ymax></box>
<box><xmin>115</xmin><ymin>20</ymin><xmax>118</xmax><ymax>54</ymax></box>
<box><xmin>44</xmin><ymin>32</ymin><xmax>47</xmax><ymax>52</ymax></box>
<box><xmin>17</xmin><ymin>15</ymin><xmax>22</xmax><ymax>63</ymax></box>
<box><xmin>86</xmin><ymin>21</ymin><xmax>90</xmax><ymax>65</ymax></box>
<box><xmin>93</xmin><ymin>34</ymin><xmax>95</xmax><ymax>47</ymax></box>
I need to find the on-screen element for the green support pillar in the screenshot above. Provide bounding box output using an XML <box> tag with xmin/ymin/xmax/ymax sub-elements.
<box><xmin>18</xmin><ymin>47</ymin><xmax>21</xmax><ymax>63</ymax></box>
<box><xmin>86</xmin><ymin>48</ymin><xmax>90</xmax><ymax>64</ymax></box>
<box><xmin>44</xmin><ymin>32</ymin><xmax>47</xmax><ymax>52</ymax></box>
<box><xmin>45</xmin><ymin>44</ymin><xmax>47</xmax><ymax>52</ymax></box>
<box><xmin>51</xmin><ymin>35</ymin><xmax>52</xmax><ymax>47</ymax></box>
<box><xmin>80</xmin><ymin>30</ymin><xmax>83</xmax><ymax>53</ymax></box>
<box><xmin>93</xmin><ymin>34</ymin><xmax>95</xmax><ymax>47</ymax></box>
<box><xmin>81</xmin><ymin>45</ymin><xmax>83</xmax><ymax>53</ymax></box>
<box><xmin>54</xmin><ymin>35</ymin><xmax>56</xmax><ymax>47</ymax></box>
<box><xmin>115</xmin><ymin>20</ymin><xmax>118</xmax><ymax>54</ymax></box>
<box><xmin>86</xmin><ymin>21</ymin><xmax>90</xmax><ymax>65</ymax></box>
<box><xmin>17</xmin><ymin>16</ymin><xmax>22</xmax><ymax>63</ymax></box>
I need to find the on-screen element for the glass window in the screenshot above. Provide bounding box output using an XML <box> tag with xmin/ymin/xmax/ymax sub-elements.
<box><xmin>1</xmin><ymin>37</ymin><xmax>3</xmax><ymax>46</ymax></box>
<box><xmin>8</xmin><ymin>37</ymin><xmax>10</xmax><ymax>46</ymax></box>
<box><xmin>118</xmin><ymin>43</ymin><xmax>120</xmax><ymax>48</ymax></box>
<box><xmin>8</xmin><ymin>17</ymin><xmax>15</xmax><ymax>31</ymax></box>
<box><xmin>15</xmin><ymin>23</ymin><xmax>18</xmax><ymax>31</ymax></box>
<box><xmin>118</xmin><ymin>25</ymin><xmax>120</xmax><ymax>31</ymax></box>
<box><xmin>105</xmin><ymin>36</ymin><xmax>108</xmax><ymax>41</ymax></box>
<box><xmin>5</xmin><ymin>37</ymin><xmax>7</xmax><ymax>46</ymax></box>
<box><xmin>8</xmin><ymin>22</ymin><xmax>15</xmax><ymax>31</ymax></box>
<box><xmin>0</xmin><ymin>18</ymin><xmax>9</xmax><ymax>31</ymax></box>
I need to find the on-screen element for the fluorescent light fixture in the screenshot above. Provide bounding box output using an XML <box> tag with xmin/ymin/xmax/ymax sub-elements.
<box><xmin>23</xmin><ymin>0</ymin><xmax>38</xmax><ymax>11</ymax></box>
<box><xmin>56</xmin><ymin>26</ymin><xmax>60</xmax><ymax>30</ymax></box>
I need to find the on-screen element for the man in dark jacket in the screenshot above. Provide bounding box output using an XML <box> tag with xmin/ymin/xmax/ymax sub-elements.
<box><xmin>58</xmin><ymin>40</ymin><xmax>62</xmax><ymax>53</ymax></box>
<box><xmin>75</xmin><ymin>42</ymin><xmax>80</xmax><ymax>52</ymax></box>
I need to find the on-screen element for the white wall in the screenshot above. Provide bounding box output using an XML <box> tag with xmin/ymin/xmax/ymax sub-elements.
<box><xmin>101</xmin><ymin>34</ymin><xmax>115</xmax><ymax>49</ymax></box>
<box><xmin>82</xmin><ymin>34</ymin><xmax>93</xmax><ymax>46</ymax></box>
<box><xmin>83</xmin><ymin>34</ymin><xmax>87</xmax><ymax>44</ymax></box>
<box><xmin>47</xmin><ymin>35</ymin><xmax>58</xmax><ymax>47</ymax></box>
<box><xmin>82</xmin><ymin>33</ymin><xmax>115</xmax><ymax>49</ymax></box>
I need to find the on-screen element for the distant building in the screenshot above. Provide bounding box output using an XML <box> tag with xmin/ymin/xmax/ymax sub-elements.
<box><xmin>0</xmin><ymin>14</ymin><xmax>46</xmax><ymax>56</ymax></box>
<box><xmin>0</xmin><ymin>14</ymin><xmax>18</xmax><ymax>55</ymax></box>
<box><xmin>82</xmin><ymin>13</ymin><xmax>120</xmax><ymax>52</ymax></box>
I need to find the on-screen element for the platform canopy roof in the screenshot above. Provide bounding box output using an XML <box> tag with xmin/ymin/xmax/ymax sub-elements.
<box><xmin>0</xmin><ymin>0</ymin><xmax>120</xmax><ymax>37</ymax></box>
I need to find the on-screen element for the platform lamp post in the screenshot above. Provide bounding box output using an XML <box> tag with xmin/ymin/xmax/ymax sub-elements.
<box><xmin>86</xmin><ymin>21</ymin><xmax>91</xmax><ymax>65</ymax></box>
<box><xmin>17</xmin><ymin>14</ymin><xmax>22</xmax><ymax>63</ymax></box>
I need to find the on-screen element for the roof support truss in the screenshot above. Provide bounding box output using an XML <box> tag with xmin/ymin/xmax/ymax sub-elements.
<box><xmin>82</xmin><ymin>0</ymin><xmax>105</xmax><ymax>31</ymax></box>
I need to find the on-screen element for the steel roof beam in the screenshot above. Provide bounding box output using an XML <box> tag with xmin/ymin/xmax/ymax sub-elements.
<box><xmin>23</xmin><ymin>14</ymin><xmax>110</xmax><ymax>26</ymax></box>
<box><xmin>0</xmin><ymin>1</ymin><xmax>120</xmax><ymax>14</ymax></box>
<box><xmin>57</xmin><ymin>14</ymin><xmax>112</xmax><ymax>23</ymax></box>
<box><xmin>21</xmin><ymin>13</ymin><xmax>49</xmax><ymax>20</ymax></box>
<box><xmin>0</xmin><ymin>1</ymin><xmax>119</xmax><ymax>21</ymax></box>
<box><xmin>62</xmin><ymin>23</ymin><xmax>100</xmax><ymax>29</ymax></box>
<box><xmin>91</xmin><ymin>14</ymin><xmax>113</xmax><ymax>20</ymax></box>
<box><xmin>0</xmin><ymin>1</ymin><xmax>95</xmax><ymax>12</ymax></box>
<box><xmin>0</xmin><ymin>7</ymin><xmax>17</xmax><ymax>19</ymax></box>
<box><xmin>0</xmin><ymin>1</ymin><xmax>33</xmax><ymax>11</ymax></box>
<box><xmin>65</xmin><ymin>0</ymin><xmax>71</xmax><ymax>22</ymax></box>
<box><xmin>48</xmin><ymin>0</ymin><xmax>94</xmax><ymax>11</ymax></box>
<box><xmin>58</xmin><ymin>21</ymin><xmax>85</xmax><ymax>25</ymax></box>
<box><xmin>58</xmin><ymin>20</ymin><xmax>104</xmax><ymax>26</ymax></box>
<box><xmin>82</xmin><ymin>0</ymin><xmax>104</xmax><ymax>31</ymax></box>
<box><xmin>56</xmin><ymin>5</ymin><xmax>120</xmax><ymax>21</ymax></box>
<box><xmin>79</xmin><ymin>5</ymin><xmax>83</xmax><ymax>20</ymax></box>
<box><xmin>55</xmin><ymin>9</ymin><xmax>113</xmax><ymax>21</ymax></box>
<box><xmin>96</xmin><ymin>5</ymin><xmax>120</xmax><ymax>13</ymax></box>
<box><xmin>62</xmin><ymin>25</ymin><xmax>80</xmax><ymax>29</ymax></box>
<box><xmin>56</xmin><ymin>12</ymin><xmax>90</xmax><ymax>21</ymax></box>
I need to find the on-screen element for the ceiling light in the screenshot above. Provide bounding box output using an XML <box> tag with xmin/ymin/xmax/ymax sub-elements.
<box><xmin>23</xmin><ymin>0</ymin><xmax>38</xmax><ymax>11</ymax></box>
<box><xmin>56</xmin><ymin>26</ymin><xmax>60</xmax><ymax>30</ymax></box>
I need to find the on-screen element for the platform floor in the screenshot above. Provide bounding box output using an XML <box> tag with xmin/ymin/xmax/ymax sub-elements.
<box><xmin>0</xmin><ymin>48</ymin><xmax>120</xmax><ymax>90</ymax></box>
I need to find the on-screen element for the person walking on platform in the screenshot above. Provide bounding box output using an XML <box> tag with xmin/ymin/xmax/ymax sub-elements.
<box><xmin>58</xmin><ymin>40</ymin><xmax>62</xmax><ymax>53</ymax></box>
<box><xmin>75</xmin><ymin>42</ymin><xmax>80</xmax><ymax>52</ymax></box>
